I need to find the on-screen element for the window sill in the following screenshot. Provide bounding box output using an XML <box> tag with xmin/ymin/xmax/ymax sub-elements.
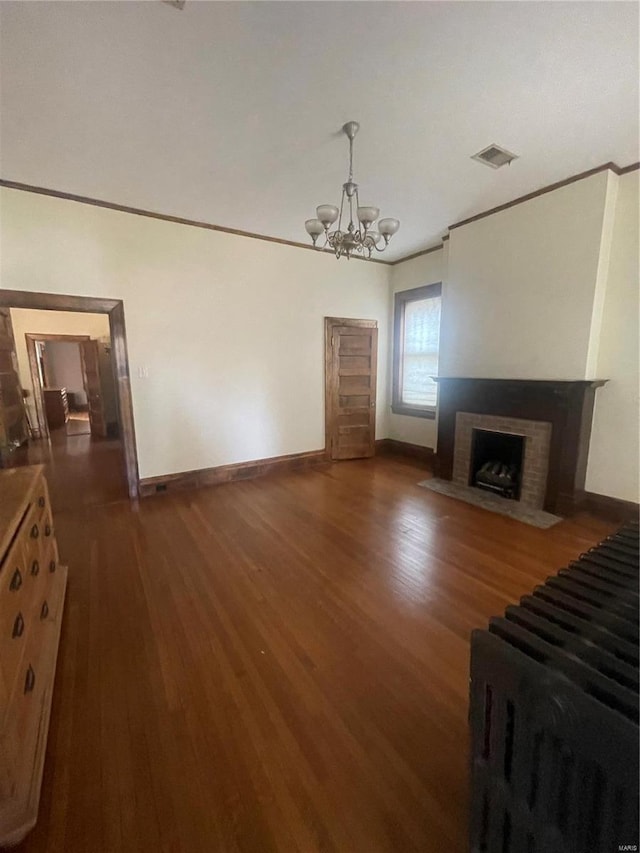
<box><xmin>391</xmin><ymin>404</ymin><xmax>436</xmax><ymax>420</ymax></box>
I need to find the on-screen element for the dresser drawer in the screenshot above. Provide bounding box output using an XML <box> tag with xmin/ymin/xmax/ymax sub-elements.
<box><xmin>4</xmin><ymin>538</ymin><xmax>64</xmax><ymax>692</ymax></box>
<box><xmin>16</xmin><ymin>527</ymin><xmax>49</xmax><ymax>622</ymax></box>
<box><xmin>36</xmin><ymin>555</ymin><xmax>64</xmax><ymax>626</ymax></box>
<box><xmin>0</xmin><ymin>465</ymin><xmax>66</xmax><ymax>846</ymax></box>
<box><xmin>45</xmin><ymin>543</ymin><xmax>60</xmax><ymax>580</ymax></box>
<box><xmin>0</xmin><ymin>602</ymin><xmax>30</xmax><ymax>705</ymax></box>
<box><xmin>22</xmin><ymin>503</ymin><xmax>55</xmax><ymax>565</ymax></box>
<box><xmin>0</xmin><ymin>538</ymin><xmax>29</xmax><ymax>629</ymax></box>
<box><xmin>32</xmin><ymin>478</ymin><xmax>50</xmax><ymax>526</ymax></box>
<box><xmin>0</xmin><ymin>532</ymin><xmax>44</xmax><ymax>728</ymax></box>
<box><xmin>2</xmin><ymin>614</ymin><xmax>49</xmax><ymax>773</ymax></box>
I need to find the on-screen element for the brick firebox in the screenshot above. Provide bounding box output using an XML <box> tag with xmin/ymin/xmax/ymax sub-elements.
<box><xmin>452</xmin><ymin>412</ymin><xmax>552</xmax><ymax>510</ymax></box>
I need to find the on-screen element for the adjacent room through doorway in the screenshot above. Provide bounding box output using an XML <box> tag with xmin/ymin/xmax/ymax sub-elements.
<box><xmin>25</xmin><ymin>332</ymin><xmax>119</xmax><ymax>440</ymax></box>
<box><xmin>0</xmin><ymin>293</ymin><xmax>139</xmax><ymax>509</ymax></box>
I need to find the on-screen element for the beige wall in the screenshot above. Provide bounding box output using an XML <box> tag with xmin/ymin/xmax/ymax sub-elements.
<box><xmin>388</xmin><ymin>247</ymin><xmax>444</xmax><ymax>449</ymax></box>
<box><xmin>389</xmin><ymin>168</ymin><xmax>638</xmax><ymax>502</ymax></box>
<box><xmin>3</xmin><ymin>168</ymin><xmax>637</xmax><ymax>501</ymax></box>
<box><xmin>1</xmin><ymin>188</ymin><xmax>391</xmax><ymax>479</ymax></box>
<box><xmin>44</xmin><ymin>341</ymin><xmax>86</xmax><ymax>402</ymax></box>
<box><xmin>441</xmin><ymin>170</ymin><xmax>610</xmax><ymax>379</ymax></box>
<box><xmin>585</xmin><ymin>171</ymin><xmax>639</xmax><ymax>502</ymax></box>
<box><xmin>10</xmin><ymin>308</ymin><xmax>111</xmax><ymax>422</ymax></box>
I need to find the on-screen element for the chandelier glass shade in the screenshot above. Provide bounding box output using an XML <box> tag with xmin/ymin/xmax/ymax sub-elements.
<box><xmin>305</xmin><ymin>121</ymin><xmax>400</xmax><ymax>260</ymax></box>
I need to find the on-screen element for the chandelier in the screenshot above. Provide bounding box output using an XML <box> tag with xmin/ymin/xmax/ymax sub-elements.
<box><xmin>304</xmin><ymin>121</ymin><xmax>400</xmax><ymax>260</ymax></box>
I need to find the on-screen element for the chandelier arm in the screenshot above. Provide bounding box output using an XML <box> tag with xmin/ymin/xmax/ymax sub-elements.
<box><xmin>355</xmin><ymin>186</ymin><xmax>364</xmax><ymax>239</ymax></box>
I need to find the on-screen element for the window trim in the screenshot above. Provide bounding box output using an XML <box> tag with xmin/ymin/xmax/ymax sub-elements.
<box><xmin>392</xmin><ymin>282</ymin><xmax>442</xmax><ymax>419</ymax></box>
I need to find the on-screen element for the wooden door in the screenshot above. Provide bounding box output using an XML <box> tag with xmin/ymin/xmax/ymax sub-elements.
<box><xmin>325</xmin><ymin>318</ymin><xmax>378</xmax><ymax>460</ymax></box>
<box><xmin>79</xmin><ymin>340</ymin><xmax>107</xmax><ymax>438</ymax></box>
<box><xmin>0</xmin><ymin>308</ymin><xmax>28</xmax><ymax>465</ymax></box>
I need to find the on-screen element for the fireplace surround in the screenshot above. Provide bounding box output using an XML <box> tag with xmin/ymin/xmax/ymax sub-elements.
<box><xmin>434</xmin><ymin>379</ymin><xmax>606</xmax><ymax>515</ymax></box>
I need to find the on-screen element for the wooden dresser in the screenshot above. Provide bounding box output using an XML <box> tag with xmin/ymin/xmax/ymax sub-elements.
<box><xmin>0</xmin><ymin>465</ymin><xmax>67</xmax><ymax>846</ymax></box>
<box><xmin>43</xmin><ymin>388</ymin><xmax>69</xmax><ymax>431</ymax></box>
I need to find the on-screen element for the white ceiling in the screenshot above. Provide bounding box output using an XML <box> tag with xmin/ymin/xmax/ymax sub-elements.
<box><xmin>1</xmin><ymin>1</ymin><xmax>638</xmax><ymax>262</ymax></box>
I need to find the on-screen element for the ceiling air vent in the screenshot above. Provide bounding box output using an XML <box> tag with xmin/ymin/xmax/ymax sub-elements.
<box><xmin>471</xmin><ymin>144</ymin><xmax>518</xmax><ymax>169</ymax></box>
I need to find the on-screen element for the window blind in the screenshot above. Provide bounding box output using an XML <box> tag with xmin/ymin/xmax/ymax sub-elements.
<box><xmin>401</xmin><ymin>295</ymin><xmax>441</xmax><ymax>408</ymax></box>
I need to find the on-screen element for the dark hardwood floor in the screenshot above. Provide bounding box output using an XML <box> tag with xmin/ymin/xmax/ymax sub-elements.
<box><xmin>9</xmin><ymin>443</ymin><xmax>615</xmax><ymax>853</ymax></box>
<box><xmin>11</xmin><ymin>429</ymin><xmax>129</xmax><ymax>511</ymax></box>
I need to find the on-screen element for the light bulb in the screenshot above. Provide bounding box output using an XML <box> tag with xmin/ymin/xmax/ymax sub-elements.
<box><xmin>378</xmin><ymin>218</ymin><xmax>400</xmax><ymax>238</ymax></box>
<box><xmin>316</xmin><ymin>205</ymin><xmax>339</xmax><ymax>228</ymax></box>
<box><xmin>357</xmin><ymin>206</ymin><xmax>380</xmax><ymax>227</ymax></box>
<box><xmin>305</xmin><ymin>218</ymin><xmax>325</xmax><ymax>245</ymax></box>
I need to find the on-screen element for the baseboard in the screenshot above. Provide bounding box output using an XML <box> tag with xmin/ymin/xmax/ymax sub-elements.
<box><xmin>376</xmin><ymin>438</ymin><xmax>434</xmax><ymax>466</ymax></box>
<box><xmin>583</xmin><ymin>491</ymin><xmax>639</xmax><ymax>523</ymax></box>
<box><xmin>139</xmin><ymin>448</ymin><xmax>330</xmax><ymax>497</ymax></box>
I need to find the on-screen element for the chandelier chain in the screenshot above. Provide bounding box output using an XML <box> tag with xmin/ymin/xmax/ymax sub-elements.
<box><xmin>348</xmin><ymin>135</ymin><xmax>354</xmax><ymax>183</ymax></box>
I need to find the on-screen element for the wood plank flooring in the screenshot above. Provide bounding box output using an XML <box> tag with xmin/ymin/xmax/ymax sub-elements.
<box><xmin>10</xmin><ymin>450</ymin><xmax>615</xmax><ymax>853</ymax></box>
<box><xmin>10</xmin><ymin>430</ymin><xmax>129</xmax><ymax>510</ymax></box>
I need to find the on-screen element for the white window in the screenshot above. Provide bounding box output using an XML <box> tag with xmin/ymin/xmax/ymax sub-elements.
<box><xmin>392</xmin><ymin>283</ymin><xmax>442</xmax><ymax>418</ymax></box>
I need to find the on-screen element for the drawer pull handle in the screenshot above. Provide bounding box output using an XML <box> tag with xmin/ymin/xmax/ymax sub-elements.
<box><xmin>45</xmin><ymin>524</ymin><xmax>52</xmax><ymax>537</ymax></box>
<box><xmin>49</xmin><ymin>560</ymin><xmax>57</xmax><ymax>574</ymax></box>
<box><xmin>40</xmin><ymin>601</ymin><xmax>49</xmax><ymax>620</ymax></box>
<box><xmin>12</xmin><ymin>612</ymin><xmax>25</xmax><ymax>639</ymax></box>
<box><xmin>24</xmin><ymin>665</ymin><xmax>36</xmax><ymax>694</ymax></box>
<box><xmin>38</xmin><ymin>496</ymin><xmax>45</xmax><ymax>508</ymax></box>
<box><xmin>10</xmin><ymin>568</ymin><xmax>22</xmax><ymax>592</ymax></box>
<box><xmin>31</xmin><ymin>559</ymin><xmax>40</xmax><ymax>576</ymax></box>
<box><xmin>31</xmin><ymin>524</ymin><xmax>39</xmax><ymax>539</ymax></box>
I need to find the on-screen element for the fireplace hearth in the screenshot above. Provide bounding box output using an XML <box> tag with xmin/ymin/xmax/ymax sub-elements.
<box><xmin>434</xmin><ymin>378</ymin><xmax>606</xmax><ymax>515</ymax></box>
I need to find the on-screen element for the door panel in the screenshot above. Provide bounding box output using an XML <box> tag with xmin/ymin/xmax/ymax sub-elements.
<box><xmin>79</xmin><ymin>340</ymin><xmax>107</xmax><ymax>438</ymax></box>
<box><xmin>325</xmin><ymin>319</ymin><xmax>378</xmax><ymax>460</ymax></box>
<box><xmin>0</xmin><ymin>308</ymin><xmax>28</xmax><ymax>464</ymax></box>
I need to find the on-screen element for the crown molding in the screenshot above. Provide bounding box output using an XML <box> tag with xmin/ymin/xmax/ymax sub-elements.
<box><xmin>448</xmin><ymin>160</ymin><xmax>639</xmax><ymax>232</ymax></box>
<box><xmin>618</xmin><ymin>161</ymin><xmax>640</xmax><ymax>175</ymax></box>
<box><xmin>389</xmin><ymin>242</ymin><xmax>445</xmax><ymax>266</ymax></box>
<box><xmin>0</xmin><ymin>179</ymin><xmax>390</xmax><ymax>266</ymax></box>
<box><xmin>3</xmin><ymin>159</ymin><xmax>638</xmax><ymax>269</ymax></box>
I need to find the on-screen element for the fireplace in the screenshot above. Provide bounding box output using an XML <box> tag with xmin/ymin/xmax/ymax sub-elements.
<box><xmin>435</xmin><ymin>379</ymin><xmax>606</xmax><ymax>515</ymax></box>
<box><xmin>453</xmin><ymin>412</ymin><xmax>551</xmax><ymax>509</ymax></box>
<box><xmin>470</xmin><ymin>429</ymin><xmax>524</xmax><ymax>500</ymax></box>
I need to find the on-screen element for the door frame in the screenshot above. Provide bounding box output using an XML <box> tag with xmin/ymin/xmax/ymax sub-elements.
<box><xmin>324</xmin><ymin>316</ymin><xmax>378</xmax><ymax>458</ymax></box>
<box><xmin>0</xmin><ymin>290</ymin><xmax>139</xmax><ymax>499</ymax></box>
<box><xmin>25</xmin><ymin>333</ymin><xmax>90</xmax><ymax>440</ymax></box>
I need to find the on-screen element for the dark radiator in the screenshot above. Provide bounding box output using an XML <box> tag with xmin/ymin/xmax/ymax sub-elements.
<box><xmin>469</xmin><ymin>521</ymin><xmax>639</xmax><ymax>853</ymax></box>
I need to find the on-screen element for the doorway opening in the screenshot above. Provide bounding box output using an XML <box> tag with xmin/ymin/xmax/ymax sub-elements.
<box><xmin>0</xmin><ymin>290</ymin><xmax>138</xmax><ymax>500</ymax></box>
<box><xmin>26</xmin><ymin>333</ymin><xmax>118</xmax><ymax>440</ymax></box>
